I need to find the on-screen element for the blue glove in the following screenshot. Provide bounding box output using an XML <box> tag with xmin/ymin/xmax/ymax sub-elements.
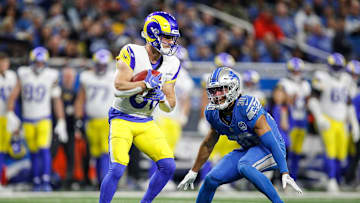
<box><xmin>144</xmin><ymin>70</ymin><xmax>162</xmax><ymax>89</ymax></box>
<box><xmin>144</xmin><ymin>87</ymin><xmax>165</xmax><ymax>101</ymax></box>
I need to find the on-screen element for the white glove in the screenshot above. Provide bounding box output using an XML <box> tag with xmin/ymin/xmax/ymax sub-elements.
<box><xmin>282</xmin><ymin>173</ymin><xmax>303</xmax><ymax>194</ymax></box>
<box><xmin>198</xmin><ymin>118</ymin><xmax>210</xmax><ymax>136</ymax></box>
<box><xmin>6</xmin><ymin>111</ymin><xmax>21</xmax><ymax>133</ymax></box>
<box><xmin>55</xmin><ymin>119</ymin><xmax>68</xmax><ymax>143</ymax></box>
<box><xmin>352</xmin><ymin>128</ymin><xmax>360</xmax><ymax>143</ymax></box>
<box><xmin>316</xmin><ymin>116</ymin><xmax>330</xmax><ymax>132</ymax></box>
<box><xmin>177</xmin><ymin>170</ymin><xmax>198</xmax><ymax>191</ymax></box>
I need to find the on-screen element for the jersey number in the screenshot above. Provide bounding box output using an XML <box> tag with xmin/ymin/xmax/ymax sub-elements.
<box><xmin>129</xmin><ymin>94</ymin><xmax>159</xmax><ymax>110</ymax></box>
<box><xmin>0</xmin><ymin>87</ymin><xmax>11</xmax><ymax>101</ymax></box>
<box><xmin>23</xmin><ymin>84</ymin><xmax>46</xmax><ymax>102</ymax></box>
<box><xmin>87</xmin><ymin>85</ymin><xmax>109</xmax><ymax>101</ymax></box>
<box><xmin>330</xmin><ymin>88</ymin><xmax>346</xmax><ymax>103</ymax></box>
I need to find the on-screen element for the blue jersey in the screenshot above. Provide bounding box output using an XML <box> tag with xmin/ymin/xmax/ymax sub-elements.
<box><xmin>205</xmin><ymin>95</ymin><xmax>285</xmax><ymax>150</ymax></box>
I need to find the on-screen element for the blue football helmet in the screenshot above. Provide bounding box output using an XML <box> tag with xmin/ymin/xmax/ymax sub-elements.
<box><xmin>93</xmin><ymin>49</ymin><xmax>113</xmax><ymax>75</ymax></box>
<box><xmin>206</xmin><ymin>67</ymin><xmax>242</xmax><ymax>110</ymax></box>
<box><xmin>243</xmin><ymin>70</ymin><xmax>260</xmax><ymax>85</ymax></box>
<box><xmin>214</xmin><ymin>52</ymin><xmax>235</xmax><ymax>68</ymax></box>
<box><xmin>30</xmin><ymin>46</ymin><xmax>49</xmax><ymax>63</ymax></box>
<box><xmin>287</xmin><ymin>57</ymin><xmax>305</xmax><ymax>72</ymax></box>
<box><xmin>346</xmin><ymin>60</ymin><xmax>360</xmax><ymax>76</ymax></box>
<box><xmin>142</xmin><ymin>11</ymin><xmax>180</xmax><ymax>56</ymax></box>
<box><xmin>327</xmin><ymin>53</ymin><xmax>345</xmax><ymax>72</ymax></box>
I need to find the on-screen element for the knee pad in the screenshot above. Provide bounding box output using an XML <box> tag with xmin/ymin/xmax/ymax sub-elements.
<box><xmin>203</xmin><ymin>175</ymin><xmax>221</xmax><ymax>190</ymax></box>
<box><xmin>157</xmin><ymin>158</ymin><xmax>176</xmax><ymax>176</ymax></box>
<box><xmin>108</xmin><ymin>162</ymin><xmax>126</xmax><ymax>180</ymax></box>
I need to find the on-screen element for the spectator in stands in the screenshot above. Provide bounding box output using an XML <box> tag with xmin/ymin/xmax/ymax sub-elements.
<box><xmin>333</xmin><ymin>17</ymin><xmax>352</xmax><ymax>59</ymax></box>
<box><xmin>258</xmin><ymin>32</ymin><xmax>288</xmax><ymax>62</ymax></box>
<box><xmin>274</xmin><ymin>1</ymin><xmax>297</xmax><ymax>38</ymax></box>
<box><xmin>254</xmin><ymin>5</ymin><xmax>284</xmax><ymax>41</ymax></box>
<box><xmin>294</xmin><ymin>3</ymin><xmax>321</xmax><ymax>43</ymax></box>
<box><xmin>306</xmin><ymin>22</ymin><xmax>333</xmax><ymax>62</ymax></box>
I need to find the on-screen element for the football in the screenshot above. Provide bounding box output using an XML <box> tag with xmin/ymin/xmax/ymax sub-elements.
<box><xmin>131</xmin><ymin>70</ymin><xmax>161</xmax><ymax>82</ymax></box>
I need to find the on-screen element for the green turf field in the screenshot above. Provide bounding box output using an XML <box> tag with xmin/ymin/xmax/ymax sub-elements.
<box><xmin>0</xmin><ymin>191</ymin><xmax>359</xmax><ymax>203</ymax></box>
<box><xmin>1</xmin><ymin>197</ymin><xmax>360</xmax><ymax>203</ymax></box>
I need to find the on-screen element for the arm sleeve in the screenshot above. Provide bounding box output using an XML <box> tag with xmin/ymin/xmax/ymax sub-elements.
<box><xmin>260</xmin><ymin>130</ymin><xmax>289</xmax><ymax>173</ymax></box>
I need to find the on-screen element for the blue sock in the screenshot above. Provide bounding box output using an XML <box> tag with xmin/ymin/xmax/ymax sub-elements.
<box><xmin>335</xmin><ymin>160</ymin><xmax>342</xmax><ymax>183</ymax></box>
<box><xmin>238</xmin><ymin>164</ymin><xmax>283</xmax><ymax>203</ymax></box>
<box><xmin>30</xmin><ymin>152</ymin><xmax>41</xmax><ymax>185</ymax></box>
<box><xmin>96</xmin><ymin>158</ymin><xmax>102</xmax><ymax>184</ymax></box>
<box><xmin>141</xmin><ymin>158</ymin><xmax>176</xmax><ymax>203</ymax></box>
<box><xmin>196</xmin><ymin>175</ymin><xmax>219</xmax><ymax>203</ymax></box>
<box><xmin>0</xmin><ymin>153</ymin><xmax>4</xmax><ymax>178</ymax></box>
<box><xmin>100</xmin><ymin>154</ymin><xmax>110</xmax><ymax>183</ymax></box>
<box><xmin>200</xmin><ymin>161</ymin><xmax>212</xmax><ymax>181</ymax></box>
<box><xmin>289</xmin><ymin>152</ymin><xmax>301</xmax><ymax>180</ymax></box>
<box><xmin>39</xmin><ymin>149</ymin><xmax>51</xmax><ymax>184</ymax></box>
<box><xmin>99</xmin><ymin>162</ymin><xmax>126</xmax><ymax>203</ymax></box>
<box><xmin>324</xmin><ymin>157</ymin><xmax>336</xmax><ymax>179</ymax></box>
<box><xmin>148</xmin><ymin>161</ymin><xmax>157</xmax><ymax>178</ymax></box>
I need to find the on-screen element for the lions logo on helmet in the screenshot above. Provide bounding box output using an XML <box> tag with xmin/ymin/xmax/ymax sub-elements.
<box><xmin>327</xmin><ymin>53</ymin><xmax>345</xmax><ymax>72</ymax></box>
<box><xmin>243</xmin><ymin>70</ymin><xmax>260</xmax><ymax>85</ymax></box>
<box><xmin>142</xmin><ymin>11</ymin><xmax>180</xmax><ymax>56</ymax></box>
<box><xmin>214</xmin><ymin>53</ymin><xmax>235</xmax><ymax>68</ymax></box>
<box><xmin>30</xmin><ymin>46</ymin><xmax>49</xmax><ymax>62</ymax></box>
<box><xmin>93</xmin><ymin>49</ymin><xmax>113</xmax><ymax>75</ymax></box>
<box><xmin>206</xmin><ymin>67</ymin><xmax>242</xmax><ymax>110</ymax></box>
<box><xmin>346</xmin><ymin>60</ymin><xmax>360</xmax><ymax>76</ymax></box>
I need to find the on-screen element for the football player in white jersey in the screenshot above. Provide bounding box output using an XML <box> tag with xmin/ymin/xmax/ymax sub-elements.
<box><xmin>74</xmin><ymin>49</ymin><xmax>114</xmax><ymax>186</ymax></box>
<box><xmin>308</xmin><ymin>53</ymin><xmax>359</xmax><ymax>192</ymax></box>
<box><xmin>150</xmin><ymin>46</ymin><xmax>194</xmax><ymax>185</ymax></box>
<box><xmin>99</xmin><ymin>11</ymin><xmax>181</xmax><ymax>203</ymax></box>
<box><xmin>242</xmin><ymin>69</ymin><xmax>266</xmax><ymax>106</ymax></box>
<box><xmin>277</xmin><ymin>58</ymin><xmax>311</xmax><ymax>180</ymax></box>
<box><xmin>0</xmin><ymin>53</ymin><xmax>17</xmax><ymax>189</ymax></box>
<box><xmin>6</xmin><ymin>47</ymin><xmax>67</xmax><ymax>191</ymax></box>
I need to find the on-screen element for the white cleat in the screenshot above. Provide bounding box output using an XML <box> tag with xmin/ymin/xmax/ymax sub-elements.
<box><xmin>327</xmin><ymin>179</ymin><xmax>339</xmax><ymax>193</ymax></box>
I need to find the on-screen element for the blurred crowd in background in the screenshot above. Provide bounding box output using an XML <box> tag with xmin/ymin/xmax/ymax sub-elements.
<box><xmin>1</xmin><ymin>0</ymin><xmax>360</xmax><ymax>194</ymax></box>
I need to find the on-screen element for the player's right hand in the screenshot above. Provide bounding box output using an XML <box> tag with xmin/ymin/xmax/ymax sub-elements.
<box><xmin>144</xmin><ymin>69</ymin><xmax>162</xmax><ymax>89</ymax></box>
<box><xmin>6</xmin><ymin>111</ymin><xmax>21</xmax><ymax>133</ymax></box>
<box><xmin>177</xmin><ymin>170</ymin><xmax>198</xmax><ymax>191</ymax></box>
<box><xmin>316</xmin><ymin>116</ymin><xmax>330</xmax><ymax>132</ymax></box>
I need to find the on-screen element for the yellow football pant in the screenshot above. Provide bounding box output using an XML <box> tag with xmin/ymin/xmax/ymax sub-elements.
<box><xmin>109</xmin><ymin>119</ymin><xmax>173</xmax><ymax>166</ymax></box>
<box><xmin>290</xmin><ymin>128</ymin><xmax>306</xmax><ymax>154</ymax></box>
<box><xmin>321</xmin><ymin>116</ymin><xmax>348</xmax><ymax>160</ymax></box>
<box><xmin>86</xmin><ymin>118</ymin><xmax>109</xmax><ymax>158</ymax></box>
<box><xmin>0</xmin><ymin>117</ymin><xmax>11</xmax><ymax>153</ymax></box>
<box><xmin>23</xmin><ymin>119</ymin><xmax>52</xmax><ymax>153</ymax></box>
<box><xmin>156</xmin><ymin>117</ymin><xmax>181</xmax><ymax>151</ymax></box>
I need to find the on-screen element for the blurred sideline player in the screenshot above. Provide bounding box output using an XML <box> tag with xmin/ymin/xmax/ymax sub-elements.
<box><xmin>308</xmin><ymin>53</ymin><xmax>359</xmax><ymax>192</ymax></box>
<box><xmin>242</xmin><ymin>70</ymin><xmax>266</xmax><ymax>106</ymax></box>
<box><xmin>197</xmin><ymin>53</ymin><xmax>241</xmax><ymax>181</ymax></box>
<box><xmin>0</xmin><ymin>53</ymin><xmax>17</xmax><ymax>190</ymax></box>
<box><xmin>74</xmin><ymin>49</ymin><xmax>114</xmax><ymax>186</ymax></box>
<box><xmin>278</xmin><ymin>58</ymin><xmax>311</xmax><ymax>180</ymax></box>
<box><xmin>6</xmin><ymin>47</ymin><xmax>68</xmax><ymax>191</ymax></box>
<box><xmin>150</xmin><ymin>46</ymin><xmax>194</xmax><ymax>184</ymax></box>
<box><xmin>178</xmin><ymin>67</ymin><xmax>302</xmax><ymax>203</ymax></box>
<box><xmin>99</xmin><ymin>11</ymin><xmax>181</xmax><ymax>203</ymax></box>
<box><xmin>344</xmin><ymin>60</ymin><xmax>360</xmax><ymax>185</ymax></box>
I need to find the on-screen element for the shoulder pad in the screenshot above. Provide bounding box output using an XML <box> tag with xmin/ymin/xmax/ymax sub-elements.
<box><xmin>245</xmin><ymin>96</ymin><xmax>261</xmax><ymax>120</ymax></box>
<box><xmin>116</xmin><ymin>44</ymin><xmax>136</xmax><ymax>70</ymax></box>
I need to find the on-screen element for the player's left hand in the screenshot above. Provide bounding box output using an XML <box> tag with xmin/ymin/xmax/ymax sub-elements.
<box><xmin>143</xmin><ymin>87</ymin><xmax>165</xmax><ymax>101</ymax></box>
<box><xmin>282</xmin><ymin>173</ymin><xmax>303</xmax><ymax>194</ymax></box>
<box><xmin>55</xmin><ymin>119</ymin><xmax>68</xmax><ymax>143</ymax></box>
<box><xmin>177</xmin><ymin>170</ymin><xmax>198</xmax><ymax>191</ymax></box>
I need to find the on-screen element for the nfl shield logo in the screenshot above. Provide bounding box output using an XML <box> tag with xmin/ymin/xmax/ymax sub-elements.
<box><xmin>238</xmin><ymin>122</ymin><xmax>247</xmax><ymax>131</ymax></box>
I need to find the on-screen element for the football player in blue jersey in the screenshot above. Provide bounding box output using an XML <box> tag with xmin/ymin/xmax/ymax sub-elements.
<box><xmin>178</xmin><ymin>67</ymin><xmax>302</xmax><ymax>203</ymax></box>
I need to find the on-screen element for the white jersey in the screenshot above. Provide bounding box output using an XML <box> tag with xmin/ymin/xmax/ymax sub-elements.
<box><xmin>278</xmin><ymin>77</ymin><xmax>311</xmax><ymax>122</ymax></box>
<box><xmin>80</xmin><ymin>69</ymin><xmax>114</xmax><ymax>118</ymax></box>
<box><xmin>345</xmin><ymin>72</ymin><xmax>358</xmax><ymax>99</ymax></box>
<box><xmin>312</xmin><ymin>70</ymin><xmax>352</xmax><ymax>121</ymax></box>
<box><xmin>154</xmin><ymin>68</ymin><xmax>194</xmax><ymax>121</ymax></box>
<box><xmin>0</xmin><ymin>70</ymin><xmax>17</xmax><ymax>116</ymax></box>
<box><xmin>18</xmin><ymin>67</ymin><xmax>59</xmax><ymax>121</ymax></box>
<box><xmin>242</xmin><ymin>88</ymin><xmax>266</xmax><ymax>106</ymax></box>
<box><xmin>113</xmin><ymin>44</ymin><xmax>181</xmax><ymax>119</ymax></box>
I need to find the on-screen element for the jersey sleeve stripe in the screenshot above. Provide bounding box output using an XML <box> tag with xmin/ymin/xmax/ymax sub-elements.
<box><xmin>171</xmin><ymin>64</ymin><xmax>181</xmax><ymax>81</ymax></box>
<box><xmin>210</xmin><ymin>67</ymin><xmax>221</xmax><ymax>83</ymax></box>
<box><xmin>246</xmin><ymin>97</ymin><xmax>255</xmax><ymax>113</ymax></box>
<box><xmin>165</xmin><ymin>79</ymin><xmax>177</xmax><ymax>83</ymax></box>
<box><xmin>127</xmin><ymin>47</ymin><xmax>136</xmax><ymax>70</ymax></box>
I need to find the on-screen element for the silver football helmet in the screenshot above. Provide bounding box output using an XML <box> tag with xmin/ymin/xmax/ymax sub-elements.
<box><xmin>206</xmin><ymin>67</ymin><xmax>242</xmax><ymax>110</ymax></box>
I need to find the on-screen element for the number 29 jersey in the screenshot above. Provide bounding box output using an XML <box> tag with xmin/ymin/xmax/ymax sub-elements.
<box><xmin>312</xmin><ymin>70</ymin><xmax>353</xmax><ymax>122</ymax></box>
<box><xmin>17</xmin><ymin>66</ymin><xmax>59</xmax><ymax>121</ymax></box>
<box><xmin>112</xmin><ymin>44</ymin><xmax>181</xmax><ymax>121</ymax></box>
